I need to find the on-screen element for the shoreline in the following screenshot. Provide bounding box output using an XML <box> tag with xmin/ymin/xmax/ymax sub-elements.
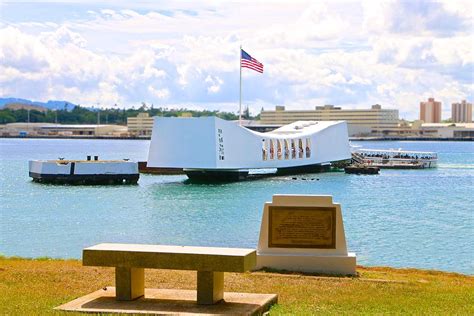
<box><xmin>1</xmin><ymin>135</ymin><xmax>473</xmax><ymax>141</ymax></box>
<box><xmin>1</xmin><ymin>255</ymin><xmax>471</xmax><ymax>276</ymax></box>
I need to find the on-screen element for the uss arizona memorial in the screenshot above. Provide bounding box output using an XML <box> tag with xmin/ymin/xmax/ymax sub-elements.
<box><xmin>26</xmin><ymin>116</ymin><xmax>351</xmax><ymax>183</ymax></box>
<box><xmin>147</xmin><ymin>116</ymin><xmax>351</xmax><ymax>180</ymax></box>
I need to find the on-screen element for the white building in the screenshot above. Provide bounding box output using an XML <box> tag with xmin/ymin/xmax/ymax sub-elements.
<box><xmin>147</xmin><ymin>116</ymin><xmax>351</xmax><ymax>180</ymax></box>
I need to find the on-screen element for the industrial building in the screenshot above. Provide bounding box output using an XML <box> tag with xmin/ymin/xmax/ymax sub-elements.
<box><xmin>416</xmin><ymin>123</ymin><xmax>474</xmax><ymax>138</ymax></box>
<box><xmin>40</xmin><ymin>124</ymin><xmax>127</xmax><ymax>136</ymax></box>
<box><xmin>0</xmin><ymin>123</ymin><xmax>127</xmax><ymax>137</ymax></box>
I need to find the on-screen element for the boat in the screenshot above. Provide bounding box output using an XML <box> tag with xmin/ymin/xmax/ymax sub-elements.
<box><xmin>352</xmin><ymin>149</ymin><xmax>437</xmax><ymax>169</ymax></box>
<box><xmin>147</xmin><ymin>116</ymin><xmax>351</xmax><ymax>181</ymax></box>
<box><xmin>29</xmin><ymin>156</ymin><xmax>139</xmax><ymax>184</ymax></box>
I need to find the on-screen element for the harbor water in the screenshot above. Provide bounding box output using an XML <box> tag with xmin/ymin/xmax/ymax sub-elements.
<box><xmin>0</xmin><ymin>138</ymin><xmax>473</xmax><ymax>274</ymax></box>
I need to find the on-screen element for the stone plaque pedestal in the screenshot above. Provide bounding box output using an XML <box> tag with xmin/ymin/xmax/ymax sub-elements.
<box><xmin>256</xmin><ymin>195</ymin><xmax>356</xmax><ymax>275</ymax></box>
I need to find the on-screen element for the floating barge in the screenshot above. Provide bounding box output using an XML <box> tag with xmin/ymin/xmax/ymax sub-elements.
<box><xmin>147</xmin><ymin>117</ymin><xmax>351</xmax><ymax>182</ymax></box>
<box><xmin>344</xmin><ymin>164</ymin><xmax>380</xmax><ymax>175</ymax></box>
<box><xmin>29</xmin><ymin>156</ymin><xmax>139</xmax><ymax>184</ymax></box>
<box><xmin>137</xmin><ymin>161</ymin><xmax>184</xmax><ymax>175</ymax></box>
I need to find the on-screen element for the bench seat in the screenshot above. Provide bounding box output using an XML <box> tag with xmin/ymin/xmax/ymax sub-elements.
<box><xmin>83</xmin><ymin>243</ymin><xmax>257</xmax><ymax>304</ymax></box>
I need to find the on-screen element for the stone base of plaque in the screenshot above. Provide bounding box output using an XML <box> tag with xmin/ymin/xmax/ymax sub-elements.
<box><xmin>256</xmin><ymin>195</ymin><xmax>357</xmax><ymax>276</ymax></box>
<box><xmin>257</xmin><ymin>252</ymin><xmax>357</xmax><ymax>275</ymax></box>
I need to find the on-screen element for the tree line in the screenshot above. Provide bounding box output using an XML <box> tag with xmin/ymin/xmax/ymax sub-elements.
<box><xmin>0</xmin><ymin>103</ymin><xmax>258</xmax><ymax>124</ymax></box>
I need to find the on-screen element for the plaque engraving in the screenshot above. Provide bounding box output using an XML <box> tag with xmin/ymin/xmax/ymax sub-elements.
<box><xmin>268</xmin><ymin>206</ymin><xmax>336</xmax><ymax>248</ymax></box>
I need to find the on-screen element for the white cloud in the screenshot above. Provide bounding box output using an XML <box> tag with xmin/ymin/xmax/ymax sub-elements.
<box><xmin>148</xmin><ymin>86</ymin><xmax>170</xmax><ymax>99</ymax></box>
<box><xmin>0</xmin><ymin>27</ymin><xmax>50</xmax><ymax>72</ymax></box>
<box><xmin>0</xmin><ymin>1</ymin><xmax>472</xmax><ymax>119</ymax></box>
<box><xmin>40</xmin><ymin>25</ymin><xmax>88</xmax><ymax>48</ymax></box>
<box><xmin>362</xmin><ymin>0</ymin><xmax>472</xmax><ymax>36</ymax></box>
<box><xmin>441</xmin><ymin>0</ymin><xmax>474</xmax><ymax>20</ymax></box>
<box><xmin>205</xmin><ymin>75</ymin><xmax>223</xmax><ymax>94</ymax></box>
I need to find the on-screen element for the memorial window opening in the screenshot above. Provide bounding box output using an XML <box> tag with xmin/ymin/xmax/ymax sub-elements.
<box><xmin>284</xmin><ymin>139</ymin><xmax>290</xmax><ymax>160</ymax></box>
<box><xmin>277</xmin><ymin>140</ymin><xmax>282</xmax><ymax>160</ymax></box>
<box><xmin>305</xmin><ymin>138</ymin><xmax>311</xmax><ymax>158</ymax></box>
<box><xmin>291</xmin><ymin>139</ymin><xmax>296</xmax><ymax>159</ymax></box>
<box><xmin>269</xmin><ymin>139</ymin><xmax>275</xmax><ymax>160</ymax></box>
<box><xmin>262</xmin><ymin>139</ymin><xmax>267</xmax><ymax>161</ymax></box>
<box><xmin>298</xmin><ymin>139</ymin><xmax>304</xmax><ymax>158</ymax></box>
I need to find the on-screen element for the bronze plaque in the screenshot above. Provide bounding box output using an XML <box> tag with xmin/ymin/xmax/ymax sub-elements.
<box><xmin>268</xmin><ymin>206</ymin><xmax>336</xmax><ymax>249</ymax></box>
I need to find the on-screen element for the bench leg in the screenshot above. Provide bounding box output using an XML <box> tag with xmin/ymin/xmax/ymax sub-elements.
<box><xmin>115</xmin><ymin>267</ymin><xmax>145</xmax><ymax>301</ymax></box>
<box><xmin>196</xmin><ymin>271</ymin><xmax>224</xmax><ymax>305</ymax></box>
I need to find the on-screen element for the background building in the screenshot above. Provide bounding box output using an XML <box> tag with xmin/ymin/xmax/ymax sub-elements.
<box><xmin>1</xmin><ymin>123</ymin><xmax>127</xmax><ymax>137</ymax></box>
<box><xmin>452</xmin><ymin>100</ymin><xmax>472</xmax><ymax>123</ymax></box>
<box><xmin>1</xmin><ymin>123</ymin><xmax>55</xmax><ymax>136</ymax></box>
<box><xmin>127</xmin><ymin>112</ymin><xmax>195</xmax><ymax>136</ymax></box>
<box><xmin>260</xmin><ymin>104</ymin><xmax>399</xmax><ymax>136</ymax></box>
<box><xmin>40</xmin><ymin>124</ymin><xmax>127</xmax><ymax>136</ymax></box>
<box><xmin>416</xmin><ymin>122</ymin><xmax>474</xmax><ymax>138</ymax></box>
<box><xmin>420</xmin><ymin>98</ymin><xmax>441</xmax><ymax>123</ymax></box>
<box><xmin>127</xmin><ymin>112</ymin><xmax>154</xmax><ymax>136</ymax></box>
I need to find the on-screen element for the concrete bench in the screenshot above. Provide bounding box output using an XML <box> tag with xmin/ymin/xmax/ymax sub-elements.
<box><xmin>83</xmin><ymin>243</ymin><xmax>257</xmax><ymax>305</ymax></box>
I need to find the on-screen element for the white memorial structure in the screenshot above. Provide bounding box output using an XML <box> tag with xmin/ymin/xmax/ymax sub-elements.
<box><xmin>256</xmin><ymin>194</ymin><xmax>356</xmax><ymax>275</ymax></box>
<box><xmin>147</xmin><ymin>117</ymin><xmax>350</xmax><ymax>180</ymax></box>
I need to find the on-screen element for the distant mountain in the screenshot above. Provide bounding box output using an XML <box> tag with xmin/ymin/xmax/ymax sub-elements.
<box><xmin>0</xmin><ymin>98</ymin><xmax>78</xmax><ymax>110</ymax></box>
<box><xmin>4</xmin><ymin>103</ymin><xmax>48</xmax><ymax>113</ymax></box>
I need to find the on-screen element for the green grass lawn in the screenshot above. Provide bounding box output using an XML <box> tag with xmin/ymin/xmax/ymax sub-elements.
<box><xmin>0</xmin><ymin>257</ymin><xmax>472</xmax><ymax>315</ymax></box>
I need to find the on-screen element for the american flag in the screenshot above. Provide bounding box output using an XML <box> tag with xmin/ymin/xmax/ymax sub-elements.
<box><xmin>241</xmin><ymin>49</ymin><xmax>264</xmax><ymax>73</ymax></box>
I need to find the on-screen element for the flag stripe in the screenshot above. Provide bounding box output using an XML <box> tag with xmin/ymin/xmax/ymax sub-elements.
<box><xmin>242</xmin><ymin>58</ymin><xmax>263</xmax><ymax>66</ymax></box>
<box><xmin>241</xmin><ymin>59</ymin><xmax>263</xmax><ymax>67</ymax></box>
<box><xmin>241</xmin><ymin>62</ymin><xmax>263</xmax><ymax>69</ymax></box>
<box><xmin>241</xmin><ymin>62</ymin><xmax>263</xmax><ymax>71</ymax></box>
<box><xmin>241</xmin><ymin>60</ymin><xmax>263</xmax><ymax>67</ymax></box>
<box><xmin>242</xmin><ymin>65</ymin><xmax>263</xmax><ymax>71</ymax></box>
<box><xmin>241</xmin><ymin>64</ymin><xmax>263</xmax><ymax>73</ymax></box>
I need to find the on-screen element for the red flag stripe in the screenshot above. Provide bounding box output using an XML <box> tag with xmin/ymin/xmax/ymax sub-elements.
<box><xmin>241</xmin><ymin>62</ymin><xmax>264</xmax><ymax>71</ymax></box>
<box><xmin>241</xmin><ymin>63</ymin><xmax>263</xmax><ymax>70</ymax></box>
<box><xmin>241</xmin><ymin>60</ymin><xmax>263</xmax><ymax>66</ymax></box>
<box><xmin>241</xmin><ymin>61</ymin><xmax>263</xmax><ymax>67</ymax></box>
<box><xmin>244</xmin><ymin>59</ymin><xmax>262</xmax><ymax>66</ymax></box>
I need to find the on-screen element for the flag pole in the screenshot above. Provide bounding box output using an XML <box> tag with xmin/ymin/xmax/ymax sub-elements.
<box><xmin>239</xmin><ymin>45</ymin><xmax>242</xmax><ymax>126</ymax></box>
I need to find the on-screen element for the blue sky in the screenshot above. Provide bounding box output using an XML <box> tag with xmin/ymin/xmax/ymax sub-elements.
<box><xmin>0</xmin><ymin>0</ymin><xmax>472</xmax><ymax>119</ymax></box>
